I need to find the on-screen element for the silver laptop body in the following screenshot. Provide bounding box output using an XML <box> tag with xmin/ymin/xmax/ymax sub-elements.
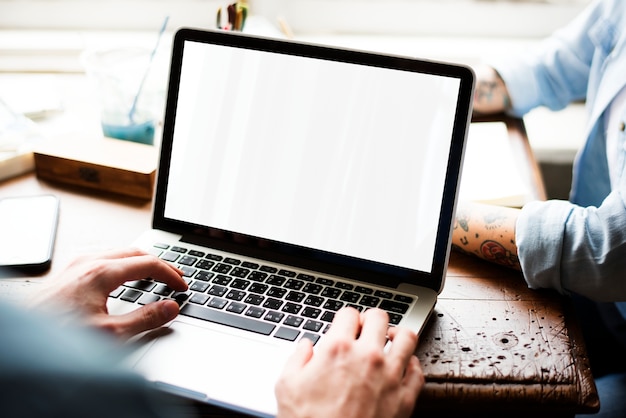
<box><xmin>108</xmin><ymin>27</ymin><xmax>474</xmax><ymax>417</ymax></box>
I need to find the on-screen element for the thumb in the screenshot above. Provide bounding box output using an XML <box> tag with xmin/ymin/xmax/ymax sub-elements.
<box><xmin>102</xmin><ymin>300</ymin><xmax>180</xmax><ymax>338</ymax></box>
<box><xmin>283</xmin><ymin>337</ymin><xmax>314</xmax><ymax>373</ymax></box>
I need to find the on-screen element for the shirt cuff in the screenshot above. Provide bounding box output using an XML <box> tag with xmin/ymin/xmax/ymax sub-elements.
<box><xmin>516</xmin><ymin>199</ymin><xmax>574</xmax><ymax>294</ymax></box>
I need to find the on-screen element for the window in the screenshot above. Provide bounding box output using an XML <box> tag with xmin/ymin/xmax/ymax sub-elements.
<box><xmin>1</xmin><ymin>0</ymin><xmax>591</xmax><ymax>37</ymax></box>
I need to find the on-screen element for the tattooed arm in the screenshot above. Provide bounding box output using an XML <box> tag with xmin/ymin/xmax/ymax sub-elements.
<box><xmin>472</xmin><ymin>65</ymin><xmax>512</xmax><ymax>116</ymax></box>
<box><xmin>451</xmin><ymin>201</ymin><xmax>521</xmax><ymax>270</ymax></box>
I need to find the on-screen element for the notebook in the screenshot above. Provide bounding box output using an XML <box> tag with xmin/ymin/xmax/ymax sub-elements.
<box><xmin>107</xmin><ymin>27</ymin><xmax>474</xmax><ymax>417</ymax></box>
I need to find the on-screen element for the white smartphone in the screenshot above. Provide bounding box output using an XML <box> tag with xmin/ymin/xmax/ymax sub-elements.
<box><xmin>0</xmin><ymin>194</ymin><xmax>59</xmax><ymax>271</ymax></box>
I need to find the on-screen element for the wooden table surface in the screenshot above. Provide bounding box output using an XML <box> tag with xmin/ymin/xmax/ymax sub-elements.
<box><xmin>0</xmin><ymin>172</ymin><xmax>599</xmax><ymax>417</ymax></box>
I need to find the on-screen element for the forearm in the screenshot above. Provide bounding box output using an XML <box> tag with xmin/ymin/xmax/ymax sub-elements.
<box><xmin>452</xmin><ymin>201</ymin><xmax>521</xmax><ymax>270</ymax></box>
<box><xmin>472</xmin><ymin>65</ymin><xmax>512</xmax><ymax>116</ymax></box>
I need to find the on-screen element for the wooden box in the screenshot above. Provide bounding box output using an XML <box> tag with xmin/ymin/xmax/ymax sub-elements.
<box><xmin>34</xmin><ymin>136</ymin><xmax>158</xmax><ymax>200</ymax></box>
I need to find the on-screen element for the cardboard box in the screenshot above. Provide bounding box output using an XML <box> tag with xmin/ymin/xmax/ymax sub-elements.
<box><xmin>34</xmin><ymin>136</ymin><xmax>158</xmax><ymax>200</ymax></box>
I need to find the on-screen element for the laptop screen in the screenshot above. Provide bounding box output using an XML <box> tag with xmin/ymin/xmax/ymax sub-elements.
<box><xmin>157</xmin><ymin>30</ymin><xmax>472</xmax><ymax>290</ymax></box>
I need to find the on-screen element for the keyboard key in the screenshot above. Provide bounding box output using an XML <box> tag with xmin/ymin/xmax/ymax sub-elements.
<box><xmin>213</xmin><ymin>263</ymin><xmax>232</xmax><ymax>274</ymax></box>
<box><xmin>301</xmin><ymin>332</ymin><xmax>320</xmax><ymax>345</ymax></box>
<box><xmin>267</xmin><ymin>287</ymin><xmax>287</xmax><ymax>298</ymax></box>
<box><xmin>179</xmin><ymin>266</ymin><xmax>197</xmax><ymax>277</ymax></box>
<box><xmin>379</xmin><ymin>300</ymin><xmax>410</xmax><ymax>314</ymax></box>
<box><xmin>180</xmin><ymin>304</ymin><xmax>275</xmax><ymax>336</ymax></box>
<box><xmin>153</xmin><ymin>284</ymin><xmax>173</xmax><ymax>296</ymax></box>
<box><xmin>304</xmin><ymin>295</ymin><xmax>324</xmax><ymax>307</ymax></box>
<box><xmin>297</xmin><ymin>273</ymin><xmax>315</xmax><ymax>282</ymax></box>
<box><xmin>323</xmin><ymin>300</ymin><xmax>344</xmax><ymax>311</ymax></box>
<box><xmin>138</xmin><ymin>293</ymin><xmax>161</xmax><ymax>305</ymax></box>
<box><xmin>284</xmin><ymin>315</ymin><xmax>304</xmax><ymax>328</ymax></box>
<box><xmin>161</xmin><ymin>252</ymin><xmax>180</xmax><ymax>262</ymax></box>
<box><xmin>109</xmin><ymin>287</ymin><xmax>124</xmax><ymax>298</ymax></box>
<box><xmin>195</xmin><ymin>271</ymin><xmax>214</xmax><ymax>282</ymax></box>
<box><xmin>355</xmin><ymin>286</ymin><xmax>373</xmax><ymax>295</ymax></box>
<box><xmin>120</xmin><ymin>289</ymin><xmax>143</xmax><ymax>302</ymax></box>
<box><xmin>231</xmin><ymin>267</ymin><xmax>250</xmax><ymax>278</ymax></box>
<box><xmin>224</xmin><ymin>257</ymin><xmax>241</xmax><ymax>265</ymax></box>
<box><xmin>282</xmin><ymin>302</ymin><xmax>302</xmax><ymax>315</ymax></box>
<box><xmin>244</xmin><ymin>294</ymin><xmax>264</xmax><ymax>305</ymax></box>
<box><xmin>320</xmin><ymin>311</ymin><xmax>335</xmax><ymax>323</ymax></box>
<box><xmin>274</xmin><ymin>327</ymin><xmax>300</xmax><ymax>341</ymax></box>
<box><xmin>285</xmin><ymin>291</ymin><xmax>305</xmax><ymax>303</ymax></box>
<box><xmin>316</xmin><ymin>278</ymin><xmax>334</xmax><ymax>286</ymax></box>
<box><xmin>171</xmin><ymin>246</ymin><xmax>188</xmax><ymax>253</ymax></box>
<box><xmin>245</xmin><ymin>306</ymin><xmax>266</xmax><ymax>319</ymax></box>
<box><xmin>263</xmin><ymin>298</ymin><xmax>283</xmax><ymax>310</ymax></box>
<box><xmin>278</xmin><ymin>269</ymin><xmax>296</xmax><ymax>278</ymax></box>
<box><xmin>205</xmin><ymin>253</ymin><xmax>223</xmax><ymax>261</ymax></box>
<box><xmin>301</xmin><ymin>307</ymin><xmax>321</xmax><ymax>319</ymax></box>
<box><xmin>264</xmin><ymin>311</ymin><xmax>285</xmax><ymax>323</ymax></box>
<box><xmin>335</xmin><ymin>282</ymin><xmax>353</xmax><ymax>290</ymax></box>
<box><xmin>340</xmin><ymin>291</ymin><xmax>360</xmax><ymax>303</ymax></box>
<box><xmin>196</xmin><ymin>260</ymin><xmax>215</xmax><ymax>270</ymax></box>
<box><xmin>172</xmin><ymin>292</ymin><xmax>190</xmax><ymax>306</ymax></box>
<box><xmin>226</xmin><ymin>290</ymin><xmax>246</xmax><ymax>301</ymax></box>
<box><xmin>213</xmin><ymin>275</ymin><xmax>232</xmax><ymax>286</ymax></box>
<box><xmin>208</xmin><ymin>285</ymin><xmax>227</xmax><ymax>297</ymax></box>
<box><xmin>249</xmin><ymin>271</ymin><xmax>268</xmax><ymax>282</ymax></box>
<box><xmin>360</xmin><ymin>295</ymin><xmax>380</xmax><ymax>307</ymax></box>
<box><xmin>190</xmin><ymin>281</ymin><xmax>210</xmax><ymax>293</ymax></box>
<box><xmin>321</xmin><ymin>287</ymin><xmax>341</xmax><ymax>299</ymax></box>
<box><xmin>190</xmin><ymin>293</ymin><xmax>210</xmax><ymax>305</ymax></box>
<box><xmin>242</xmin><ymin>261</ymin><xmax>260</xmax><ymax>269</ymax></box>
<box><xmin>374</xmin><ymin>290</ymin><xmax>393</xmax><ymax>299</ymax></box>
<box><xmin>303</xmin><ymin>319</ymin><xmax>323</xmax><ymax>332</ymax></box>
<box><xmin>188</xmin><ymin>250</ymin><xmax>205</xmax><ymax>257</ymax></box>
<box><xmin>179</xmin><ymin>255</ymin><xmax>198</xmax><ymax>266</ymax></box>
<box><xmin>125</xmin><ymin>279</ymin><xmax>156</xmax><ymax>292</ymax></box>
<box><xmin>388</xmin><ymin>313</ymin><xmax>402</xmax><ymax>325</ymax></box>
<box><xmin>284</xmin><ymin>279</ymin><xmax>304</xmax><ymax>290</ymax></box>
<box><xmin>231</xmin><ymin>279</ymin><xmax>251</xmax><ymax>290</ymax></box>
<box><xmin>302</xmin><ymin>283</ymin><xmax>323</xmax><ymax>294</ymax></box>
<box><xmin>208</xmin><ymin>297</ymin><xmax>228</xmax><ymax>309</ymax></box>
<box><xmin>226</xmin><ymin>302</ymin><xmax>247</xmax><ymax>314</ymax></box>
<box><xmin>154</xmin><ymin>243</ymin><xmax>169</xmax><ymax>249</ymax></box>
<box><xmin>249</xmin><ymin>283</ymin><xmax>269</xmax><ymax>294</ymax></box>
<box><xmin>394</xmin><ymin>294</ymin><xmax>414</xmax><ymax>304</ymax></box>
<box><xmin>260</xmin><ymin>265</ymin><xmax>278</xmax><ymax>274</ymax></box>
<box><xmin>266</xmin><ymin>275</ymin><xmax>286</xmax><ymax>286</ymax></box>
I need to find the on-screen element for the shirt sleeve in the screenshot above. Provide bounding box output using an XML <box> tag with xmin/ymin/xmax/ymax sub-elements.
<box><xmin>517</xmin><ymin>189</ymin><xmax>626</xmax><ymax>302</ymax></box>
<box><xmin>0</xmin><ymin>302</ymin><xmax>196</xmax><ymax>418</ymax></box>
<box><xmin>487</xmin><ymin>0</ymin><xmax>604</xmax><ymax>116</ymax></box>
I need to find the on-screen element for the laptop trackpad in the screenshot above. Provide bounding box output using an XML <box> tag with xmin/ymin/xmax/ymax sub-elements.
<box><xmin>135</xmin><ymin>321</ymin><xmax>286</xmax><ymax>415</ymax></box>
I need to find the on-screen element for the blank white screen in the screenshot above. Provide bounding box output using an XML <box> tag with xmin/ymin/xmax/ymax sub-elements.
<box><xmin>164</xmin><ymin>40</ymin><xmax>460</xmax><ymax>272</ymax></box>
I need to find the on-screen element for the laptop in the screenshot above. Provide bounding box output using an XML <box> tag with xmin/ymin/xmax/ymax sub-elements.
<box><xmin>107</xmin><ymin>27</ymin><xmax>474</xmax><ymax>417</ymax></box>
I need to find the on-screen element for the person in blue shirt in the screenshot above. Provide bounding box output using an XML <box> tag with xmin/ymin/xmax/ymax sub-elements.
<box><xmin>1</xmin><ymin>248</ymin><xmax>424</xmax><ymax>418</ymax></box>
<box><xmin>451</xmin><ymin>0</ymin><xmax>626</xmax><ymax>416</ymax></box>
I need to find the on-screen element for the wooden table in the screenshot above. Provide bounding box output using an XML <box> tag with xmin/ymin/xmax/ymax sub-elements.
<box><xmin>0</xmin><ymin>170</ymin><xmax>598</xmax><ymax>417</ymax></box>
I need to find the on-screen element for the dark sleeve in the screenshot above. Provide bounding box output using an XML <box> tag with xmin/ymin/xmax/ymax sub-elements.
<box><xmin>0</xmin><ymin>301</ymin><xmax>197</xmax><ymax>418</ymax></box>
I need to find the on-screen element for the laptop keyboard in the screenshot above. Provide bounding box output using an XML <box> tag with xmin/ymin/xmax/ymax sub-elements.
<box><xmin>108</xmin><ymin>243</ymin><xmax>415</xmax><ymax>345</ymax></box>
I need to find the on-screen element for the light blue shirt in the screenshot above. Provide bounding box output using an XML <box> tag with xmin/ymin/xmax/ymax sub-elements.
<box><xmin>490</xmin><ymin>0</ymin><xmax>626</xmax><ymax>310</ymax></box>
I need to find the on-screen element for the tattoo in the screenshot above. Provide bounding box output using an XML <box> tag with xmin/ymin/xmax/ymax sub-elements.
<box><xmin>456</xmin><ymin>212</ymin><xmax>470</xmax><ymax>232</ymax></box>
<box><xmin>480</xmin><ymin>240</ymin><xmax>520</xmax><ymax>269</ymax></box>
<box><xmin>483</xmin><ymin>211</ymin><xmax>506</xmax><ymax>231</ymax></box>
<box><xmin>475</xmin><ymin>80</ymin><xmax>498</xmax><ymax>104</ymax></box>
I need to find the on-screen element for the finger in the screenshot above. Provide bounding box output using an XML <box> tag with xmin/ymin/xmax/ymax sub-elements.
<box><xmin>386</xmin><ymin>326</ymin><xmax>419</xmax><ymax>370</ymax></box>
<box><xmin>282</xmin><ymin>338</ymin><xmax>314</xmax><ymax>375</ymax></box>
<box><xmin>399</xmin><ymin>355</ymin><xmax>424</xmax><ymax>413</ymax></box>
<box><xmin>107</xmin><ymin>299</ymin><xmax>180</xmax><ymax>337</ymax></box>
<box><xmin>325</xmin><ymin>307</ymin><xmax>361</xmax><ymax>339</ymax></box>
<box><xmin>105</xmin><ymin>255</ymin><xmax>187</xmax><ymax>292</ymax></box>
<box><xmin>357</xmin><ymin>308</ymin><xmax>390</xmax><ymax>347</ymax></box>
